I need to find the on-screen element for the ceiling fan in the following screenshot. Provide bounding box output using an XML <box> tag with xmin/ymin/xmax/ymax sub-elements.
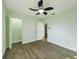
<box><xmin>29</xmin><ymin>0</ymin><xmax>54</xmax><ymax>15</ymax></box>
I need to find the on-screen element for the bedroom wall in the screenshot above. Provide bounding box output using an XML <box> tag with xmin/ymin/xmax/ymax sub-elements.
<box><xmin>9</xmin><ymin>15</ymin><xmax>44</xmax><ymax>44</ymax></box>
<box><xmin>5</xmin><ymin>11</ymin><xmax>40</xmax><ymax>47</ymax></box>
<box><xmin>2</xmin><ymin>4</ymin><xmax>6</xmax><ymax>56</ymax></box>
<box><xmin>22</xmin><ymin>17</ymin><xmax>37</xmax><ymax>44</ymax></box>
<box><xmin>6</xmin><ymin>16</ymin><xmax>9</xmax><ymax>48</ymax></box>
<box><xmin>44</xmin><ymin>7</ymin><xmax>77</xmax><ymax>52</ymax></box>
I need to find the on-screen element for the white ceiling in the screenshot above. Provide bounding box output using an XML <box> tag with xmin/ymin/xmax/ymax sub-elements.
<box><xmin>4</xmin><ymin>0</ymin><xmax>76</xmax><ymax>17</ymax></box>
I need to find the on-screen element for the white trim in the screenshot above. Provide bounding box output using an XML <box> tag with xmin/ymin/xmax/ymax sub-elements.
<box><xmin>48</xmin><ymin>40</ymin><xmax>77</xmax><ymax>52</ymax></box>
<box><xmin>12</xmin><ymin>40</ymin><xmax>22</xmax><ymax>43</ymax></box>
<box><xmin>22</xmin><ymin>40</ymin><xmax>37</xmax><ymax>44</ymax></box>
<box><xmin>9</xmin><ymin>17</ymin><xmax>12</xmax><ymax>49</ymax></box>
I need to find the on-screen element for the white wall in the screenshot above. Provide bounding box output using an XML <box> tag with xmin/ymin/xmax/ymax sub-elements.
<box><xmin>2</xmin><ymin>5</ymin><xmax>6</xmax><ymax>56</ymax></box>
<box><xmin>10</xmin><ymin>18</ymin><xmax>22</xmax><ymax>43</ymax></box>
<box><xmin>44</xmin><ymin>7</ymin><xmax>77</xmax><ymax>52</ymax></box>
<box><xmin>22</xmin><ymin>17</ymin><xmax>37</xmax><ymax>44</ymax></box>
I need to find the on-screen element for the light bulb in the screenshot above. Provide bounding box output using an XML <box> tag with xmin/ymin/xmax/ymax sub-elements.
<box><xmin>38</xmin><ymin>9</ymin><xmax>44</xmax><ymax>13</ymax></box>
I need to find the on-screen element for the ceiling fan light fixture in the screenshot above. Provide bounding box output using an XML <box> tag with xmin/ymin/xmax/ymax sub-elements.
<box><xmin>40</xmin><ymin>7</ymin><xmax>43</xmax><ymax>8</ymax></box>
<box><xmin>38</xmin><ymin>9</ymin><xmax>44</xmax><ymax>13</ymax></box>
<box><xmin>29</xmin><ymin>0</ymin><xmax>54</xmax><ymax>15</ymax></box>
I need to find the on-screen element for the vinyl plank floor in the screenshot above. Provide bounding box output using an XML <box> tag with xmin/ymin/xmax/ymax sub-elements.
<box><xmin>3</xmin><ymin>40</ymin><xmax>76</xmax><ymax>59</ymax></box>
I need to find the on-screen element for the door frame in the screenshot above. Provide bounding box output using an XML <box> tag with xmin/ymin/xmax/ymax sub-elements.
<box><xmin>9</xmin><ymin>17</ymin><xmax>12</xmax><ymax>49</ymax></box>
<box><xmin>44</xmin><ymin>23</ymin><xmax>48</xmax><ymax>41</ymax></box>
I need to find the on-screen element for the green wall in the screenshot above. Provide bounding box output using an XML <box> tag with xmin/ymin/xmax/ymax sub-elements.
<box><xmin>2</xmin><ymin>4</ymin><xmax>10</xmax><ymax>56</ymax></box>
<box><xmin>6</xmin><ymin>15</ymin><xmax>9</xmax><ymax>48</ymax></box>
<box><xmin>2</xmin><ymin>5</ymin><xmax>6</xmax><ymax>56</ymax></box>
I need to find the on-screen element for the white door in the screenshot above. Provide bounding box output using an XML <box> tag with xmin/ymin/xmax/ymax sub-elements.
<box><xmin>36</xmin><ymin>22</ymin><xmax>44</xmax><ymax>40</ymax></box>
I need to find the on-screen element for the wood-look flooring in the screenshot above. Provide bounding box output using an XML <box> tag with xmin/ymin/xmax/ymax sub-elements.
<box><xmin>3</xmin><ymin>40</ymin><xmax>76</xmax><ymax>59</ymax></box>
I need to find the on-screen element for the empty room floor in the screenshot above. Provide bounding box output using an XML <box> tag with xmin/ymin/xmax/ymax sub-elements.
<box><xmin>3</xmin><ymin>40</ymin><xmax>76</xmax><ymax>59</ymax></box>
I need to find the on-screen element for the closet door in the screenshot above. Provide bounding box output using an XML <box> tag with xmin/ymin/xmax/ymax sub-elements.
<box><xmin>36</xmin><ymin>22</ymin><xmax>44</xmax><ymax>40</ymax></box>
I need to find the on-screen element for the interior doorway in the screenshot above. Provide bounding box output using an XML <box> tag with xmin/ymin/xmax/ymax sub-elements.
<box><xmin>43</xmin><ymin>23</ymin><xmax>48</xmax><ymax>42</ymax></box>
<box><xmin>9</xmin><ymin>18</ymin><xmax>23</xmax><ymax>49</ymax></box>
<box><xmin>36</xmin><ymin>21</ymin><xmax>44</xmax><ymax>40</ymax></box>
<box><xmin>36</xmin><ymin>22</ymin><xmax>48</xmax><ymax>42</ymax></box>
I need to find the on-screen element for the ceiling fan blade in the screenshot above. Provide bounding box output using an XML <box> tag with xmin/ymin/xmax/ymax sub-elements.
<box><xmin>44</xmin><ymin>7</ymin><xmax>54</xmax><ymax>11</ymax></box>
<box><xmin>29</xmin><ymin>8</ymin><xmax>38</xmax><ymax>11</ymax></box>
<box><xmin>43</xmin><ymin>12</ymin><xmax>47</xmax><ymax>15</ymax></box>
<box><xmin>38</xmin><ymin>0</ymin><xmax>43</xmax><ymax>8</ymax></box>
<box><xmin>36</xmin><ymin>12</ymin><xmax>40</xmax><ymax>15</ymax></box>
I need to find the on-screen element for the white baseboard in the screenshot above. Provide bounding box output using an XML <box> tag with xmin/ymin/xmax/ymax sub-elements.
<box><xmin>12</xmin><ymin>40</ymin><xmax>22</xmax><ymax>43</ymax></box>
<box><xmin>22</xmin><ymin>40</ymin><xmax>37</xmax><ymax>44</ymax></box>
<box><xmin>48</xmin><ymin>40</ymin><xmax>77</xmax><ymax>52</ymax></box>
